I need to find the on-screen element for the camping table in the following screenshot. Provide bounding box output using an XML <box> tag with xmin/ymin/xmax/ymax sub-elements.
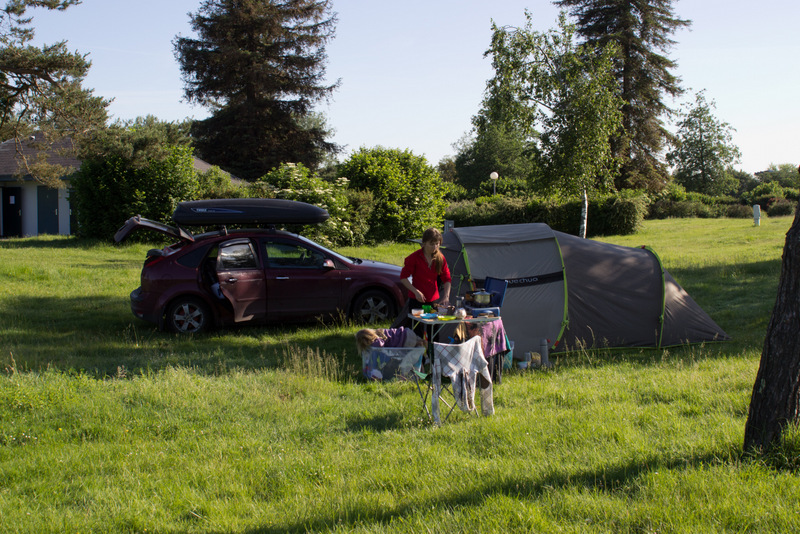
<box><xmin>409</xmin><ymin>314</ymin><xmax>501</xmax><ymax>425</ymax></box>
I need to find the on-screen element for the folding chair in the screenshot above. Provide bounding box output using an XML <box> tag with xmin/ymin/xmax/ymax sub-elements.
<box><xmin>428</xmin><ymin>336</ymin><xmax>494</xmax><ymax>422</ymax></box>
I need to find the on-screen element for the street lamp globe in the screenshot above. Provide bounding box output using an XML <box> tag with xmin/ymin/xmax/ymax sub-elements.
<box><xmin>490</xmin><ymin>171</ymin><xmax>499</xmax><ymax>195</ymax></box>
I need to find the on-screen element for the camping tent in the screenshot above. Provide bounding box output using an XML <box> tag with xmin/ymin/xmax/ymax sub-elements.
<box><xmin>440</xmin><ymin>223</ymin><xmax>730</xmax><ymax>356</ymax></box>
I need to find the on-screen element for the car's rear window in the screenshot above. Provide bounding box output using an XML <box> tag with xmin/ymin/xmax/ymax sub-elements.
<box><xmin>176</xmin><ymin>244</ymin><xmax>212</xmax><ymax>268</ymax></box>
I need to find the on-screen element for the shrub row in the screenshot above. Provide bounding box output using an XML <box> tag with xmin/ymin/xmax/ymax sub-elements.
<box><xmin>445</xmin><ymin>191</ymin><xmax>797</xmax><ymax>236</ymax></box>
<box><xmin>648</xmin><ymin>198</ymin><xmax>795</xmax><ymax>219</ymax></box>
<box><xmin>444</xmin><ymin>192</ymin><xmax>650</xmax><ymax>237</ymax></box>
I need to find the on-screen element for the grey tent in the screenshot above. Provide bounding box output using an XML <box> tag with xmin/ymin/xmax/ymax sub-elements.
<box><xmin>440</xmin><ymin>223</ymin><xmax>729</xmax><ymax>356</ymax></box>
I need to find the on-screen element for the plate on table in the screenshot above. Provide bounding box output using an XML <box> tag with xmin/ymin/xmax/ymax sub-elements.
<box><xmin>437</xmin><ymin>315</ymin><xmax>457</xmax><ymax>321</ymax></box>
<box><xmin>420</xmin><ymin>313</ymin><xmax>438</xmax><ymax>319</ymax></box>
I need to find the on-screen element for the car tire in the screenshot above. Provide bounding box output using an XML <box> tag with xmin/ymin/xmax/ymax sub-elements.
<box><xmin>166</xmin><ymin>297</ymin><xmax>211</xmax><ymax>334</ymax></box>
<box><xmin>352</xmin><ymin>290</ymin><xmax>396</xmax><ymax>324</ymax></box>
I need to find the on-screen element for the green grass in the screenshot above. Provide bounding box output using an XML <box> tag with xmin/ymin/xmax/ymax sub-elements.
<box><xmin>1</xmin><ymin>217</ymin><xmax>799</xmax><ymax>533</ymax></box>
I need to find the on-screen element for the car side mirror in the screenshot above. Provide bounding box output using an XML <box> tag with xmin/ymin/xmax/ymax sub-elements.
<box><xmin>323</xmin><ymin>259</ymin><xmax>335</xmax><ymax>269</ymax></box>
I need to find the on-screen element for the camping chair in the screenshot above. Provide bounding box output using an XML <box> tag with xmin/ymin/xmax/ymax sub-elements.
<box><xmin>425</xmin><ymin>336</ymin><xmax>494</xmax><ymax>422</ymax></box>
<box><xmin>362</xmin><ymin>344</ymin><xmax>449</xmax><ymax>422</ymax></box>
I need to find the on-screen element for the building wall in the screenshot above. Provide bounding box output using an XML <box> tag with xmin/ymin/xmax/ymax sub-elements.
<box><xmin>0</xmin><ymin>180</ymin><xmax>71</xmax><ymax>237</ymax></box>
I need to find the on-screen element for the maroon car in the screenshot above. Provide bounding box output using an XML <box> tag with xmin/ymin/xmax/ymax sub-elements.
<box><xmin>114</xmin><ymin>199</ymin><xmax>406</xmax><ymax>334</ymax></box>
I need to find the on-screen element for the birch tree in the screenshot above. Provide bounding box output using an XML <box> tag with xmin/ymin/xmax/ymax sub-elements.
<box><xmin>482</xmin><ymin>11</ymin><xmax>622</xmax><ymax>237</ymax></box>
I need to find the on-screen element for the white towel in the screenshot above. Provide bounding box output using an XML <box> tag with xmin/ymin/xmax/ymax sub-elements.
<box><xmin>434</xmin><ymin>337</ymin><xmax>493</xmax><ymax>414</ymax></box>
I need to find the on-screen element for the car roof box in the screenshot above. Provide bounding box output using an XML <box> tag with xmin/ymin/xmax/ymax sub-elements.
<box><xmin>172</xmin><ymin>199</ymin><xmax>330</xmax><ymax>226</ymax></box>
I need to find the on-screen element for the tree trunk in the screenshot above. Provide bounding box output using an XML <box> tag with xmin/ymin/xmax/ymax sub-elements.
<box><xmin>743</xmin><ymin>203</ymin><xmax>800</xmax><ymax>453</ymax></box>
<box><xmin>578</xmin><ymin>188</ymin><xmax>588</xmax><ymax>239</ymax></box>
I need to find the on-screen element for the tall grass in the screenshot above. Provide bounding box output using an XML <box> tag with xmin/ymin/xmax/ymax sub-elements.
<box><xmin>1</xmin><ymin>217</ymin><xmax>799</xmax><ymax>533</ymax></box>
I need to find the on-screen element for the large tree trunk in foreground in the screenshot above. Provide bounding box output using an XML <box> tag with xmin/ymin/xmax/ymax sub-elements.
<box><xmin>744</xmin><ymin>201</ymin><xmax>800</xmax><ymax>453</ymax></box>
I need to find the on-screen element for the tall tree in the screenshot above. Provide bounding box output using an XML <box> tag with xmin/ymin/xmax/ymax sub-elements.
<box><xmin>757</xmin><ymin>163</ymin><xmax>800</xmax><ymax>188</ymax></box>
<box><xmin>0</xmin><ymin>0</ymin><xmax>109</xmax><ymax>187</ymax></box>
<box><xmin>453</xmin><ymin>123</ymin><xmax>535</xmax><ymax>194</ymax></box>
<box><xmin>174</xmin><ymin>0</ymin><xmax>338</xmax><ymax>181</ymax></box>
<box><xmin>744</xmin><ymin>168</ymin><xmax>800</xmax><ymax>453</ymax></box>
<box><xmin>482</xmin><ymin>11</ymin><xmax>622</xmax><ymax>237</ymax></box>
<box><xmin>555</xmin><ymin>0</ymin><xmax>690</xmax><ymax>192</ymax></box>
<box><xmin>667</xmin><ymin>91</ymin><xmax>740</xmax><ymax>196</ymax></box>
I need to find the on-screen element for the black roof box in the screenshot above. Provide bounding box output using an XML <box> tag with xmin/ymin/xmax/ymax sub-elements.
<box><xmin>172</xmin><ymin>199</ymin><xmax>329</xmax><ymax>226</ymax></box>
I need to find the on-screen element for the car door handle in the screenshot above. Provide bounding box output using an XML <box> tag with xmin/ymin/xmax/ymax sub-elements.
<box><xmin>226</xmin><ymin>277</ymin><xmax>237</xmax><ymax>283</ymax></box>
<box><xmin>276</xmin><ymin>276</ymin><xmax>290</xmax><ymax>280</ymax></box>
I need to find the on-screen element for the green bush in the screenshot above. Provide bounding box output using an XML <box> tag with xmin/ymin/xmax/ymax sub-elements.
<box><xmin>253</xmin><ymin>163</ymin><xmax>354</xmax><ymax>247</ymax></box>
<box><xmin>767</xmin><ymin>199</ymin><xmax>795</xmax><ymax>217</ymax></box>
<box><xmin>338</xmin><ymin>147</ymin><xmax>447</xmax><ymax>242</ymax></box>
<box><xmin>442</xmin><ymin>181</ymin><xmax>470</xmax><ymax>202</ymax></box>
<box><xmin>589</xmin><ymin>193</ymin><xmax>649</xmax><ymax>235</ymax></box>
<box><xmin>647</xmin><ymin>198</ymin><xmax>730</xmax><ymax>219</ymax></box>
<box><xmin>343</xmin><ymin>189</ymin><xmax>375</xmax><ymax>246</ymax></box>
<box><xmin>195</xmin><ymin>166</ymin><xmax>248</xmax><ymax>199</ymax></box>
<box><xmin>742</xmin><ymin>182</ymin><xmax>798</xmax><ymax>209</ymax></box>
<box><xmin>72</xmin><ymin>145</ymin><xmax>198</xmax><ymax>240</ymax></box>
<box><xmin>726</xmin><ymin>204</ymin><xmax>755</xmax><ymax>218</ymax></box>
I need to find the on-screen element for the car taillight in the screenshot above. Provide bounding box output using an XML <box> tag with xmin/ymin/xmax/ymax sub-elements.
<box><xmin>144</xmin><ymin>253</ymin><xmax>167</xmax><ymax>267</ymax></box>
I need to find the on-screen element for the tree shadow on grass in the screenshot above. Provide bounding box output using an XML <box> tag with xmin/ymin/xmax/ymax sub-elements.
<box><xmin>238</xmin><ymin>450</ymin><xmax>729</xmax><ymax>533</ymax></box>
<box><xmin>0</xmin><ymin>294</ymin><xmax>362</xmax><ymax>378</ymax></box>
<box><xmin>0</xmin><ymin>236</ymin><xmax>112</xmax><ymax>250</ymax></box>
<box><xmin>345</xmin><ymin>412</ymin><xmax>409</xmax><ymax>433</ymax></box>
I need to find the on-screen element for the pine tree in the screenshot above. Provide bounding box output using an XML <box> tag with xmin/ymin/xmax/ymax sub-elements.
<box><xmin>0</xmin><ymin>0</ymin><xmax>109</xmax><ymax>187</ymax></box>
<box><xmin>667</xmin><ymin>91</ymin><xmax>740</xmax><ymax>196</ymax></box>
<box><xmin>554</xmin><ymin>0</ymin><xmax>690</xmax><ymax>192</ymax></box>
<box><xmin>174</xmin><ymin>0</ymin><xmax>338</xmax><ymax>180</ymax></box>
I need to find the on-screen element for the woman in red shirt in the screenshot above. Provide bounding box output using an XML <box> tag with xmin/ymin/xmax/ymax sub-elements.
<box><xmin>400</xmin><ymin>227</ymin><xmax>452</xmax><ymax>309</ymax></box>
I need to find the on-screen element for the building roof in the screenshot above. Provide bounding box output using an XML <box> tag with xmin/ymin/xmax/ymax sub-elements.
<box><xmin>0</xmin><ymin>133</ymin><xmax>80</xmax><ymax>181</ymax></box>
<box><xmin>0</xmin><ymin>133</ymin><xmax>236</xmax><ymax>183</ymax></box>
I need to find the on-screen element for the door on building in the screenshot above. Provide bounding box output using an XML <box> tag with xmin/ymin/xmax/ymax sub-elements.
<box><xmin>37</xmin><ymin>185</ymin><xmax>58</xmax><ymax>235</ymax></box>
<box><xmin>68</xmin><ymin>188</ymin><xmax>76</xmax><ymax>235</ymax></box>
<box><xmin>2</xmin><ymin>186</ymin><xmax>22</xmax><ymax>237</ymax></box>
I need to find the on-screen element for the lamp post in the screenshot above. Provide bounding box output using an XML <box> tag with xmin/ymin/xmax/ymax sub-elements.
<box><xmin>490</xmin><ymin>171</ymin><xmax>498</xmax><ymax>196</ymax></box>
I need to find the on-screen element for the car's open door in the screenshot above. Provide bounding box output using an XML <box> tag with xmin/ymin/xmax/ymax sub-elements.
<box><xmin>215</xmin><ymin>238</ymin><xmax>267</xmax><ymax>323</ymax></box>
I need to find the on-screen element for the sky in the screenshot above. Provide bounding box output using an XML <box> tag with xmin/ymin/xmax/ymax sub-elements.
<box><xmin>28</xmin><ymin>0</ymin><xmax>800</xmax><ymax>175</ymax></box>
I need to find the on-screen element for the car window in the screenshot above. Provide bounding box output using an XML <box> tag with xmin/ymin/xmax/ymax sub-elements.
<box><xmin>264</xmin><ymin>240</ymin><xmax>326</xmax><ymax>269</ymax></box>
<box><xmin>218</xmin><ymin>240</ymin><xmax>258</xmax><ymax>270</ymax></box>
<box><xmin>177</xmin><ymin>244</ymin><xmax>213</xmax><ymax>268</ymax></box>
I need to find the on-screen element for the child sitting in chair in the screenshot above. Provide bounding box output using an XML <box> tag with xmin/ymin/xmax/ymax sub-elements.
<box><xmin>355</xmin><ymin>327</ymin><xmax>426</xmax><ymax>352</ymax></box>
<box><xmin>356</xmin><ymin>327</ymin><xmax>426</xmax><ymax>381</ymax></box>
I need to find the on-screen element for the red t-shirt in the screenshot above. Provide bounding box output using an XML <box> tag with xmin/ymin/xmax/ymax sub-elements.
<box><xmin>400</xmin><ymin>248</ymin><xmax>451</xmax><ymax>302</ymax></box>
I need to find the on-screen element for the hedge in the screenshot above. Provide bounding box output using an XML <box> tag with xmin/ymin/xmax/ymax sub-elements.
<box><xmin>444</xmin><ymin>192</ymin><xmax>649</xmax><ymax>237</ymax></box>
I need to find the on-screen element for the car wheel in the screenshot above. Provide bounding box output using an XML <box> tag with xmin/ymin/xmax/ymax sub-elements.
<box><xmin>166</xmin><ymin>297</ymin><xmax>211</xmax><ymax>334</ymax></box>
<box><xmin>352</xmin><ymin>290</ymin><xmax>395</xmax><ymax>324</ymax></box>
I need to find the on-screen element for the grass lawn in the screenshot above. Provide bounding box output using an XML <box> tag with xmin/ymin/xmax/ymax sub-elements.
<box><xmin>1</xmin><ymin>217</ymin><xmax>799</xmax><ymax>533</ymax></box>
